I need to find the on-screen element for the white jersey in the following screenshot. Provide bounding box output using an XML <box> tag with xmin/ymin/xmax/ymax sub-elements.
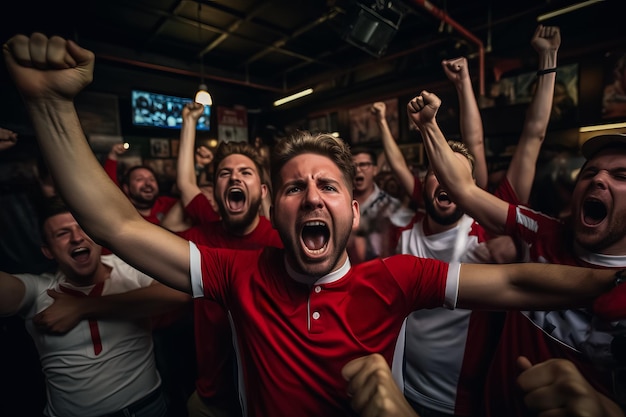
<box><xmin>15</xmin><ymin>254</ymin><xmax>161</xmax><ymax>417</ymax></box>
<box><xmin>393</xmin><ymin>214</ymin><xmax>496</xmax><ymax>416</ymax></box>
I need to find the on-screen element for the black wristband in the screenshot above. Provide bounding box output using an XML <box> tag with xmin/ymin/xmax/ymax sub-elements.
<box><xmin>536</xmin><ymin>67</ymin><xmax>557</xmax><ymax>76</ymax></box>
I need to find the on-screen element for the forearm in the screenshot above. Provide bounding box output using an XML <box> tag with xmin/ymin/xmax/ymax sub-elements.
<box><xmin>0</xmin><ymin>272</ymin><xmax>26</xmax><ymax>316</ymax></box>
<box><xmin>25</xmin><ymin>98</ymin><xmax>140</xmax><ymax>242</ymax></box>
<box><xmin>455</xmin><ymin>80</ymin><xmax>487</xmax><ymax>189</ymax></box>
<box><xmin>507</xmin><ymin>50</ymin><xmax>557</xmax><ymax>203</ymax></box>
<box><xmin>81</xmin><ymin>284</ymin><xmax>190</xmax><ymax>320</ymax></box>
<box><xmin>177</xmin><ymin>120</ymin><xmax>202</xmax><ymax>207</ymax></box>
<box><xmin>378</xmin><ymin>119</ymin><xmax>414</xmax><ymax>195</ymax></box>
<box><xmin>457</xmin><ymin>263</ymin><xmax>617</xmax><ymax>311</ymax></box>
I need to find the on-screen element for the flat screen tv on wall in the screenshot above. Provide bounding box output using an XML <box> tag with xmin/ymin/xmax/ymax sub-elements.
<box><xmin>131</xmin><ymin>89</ymin><xmax>211</xmax><ymax>131</ymax></box>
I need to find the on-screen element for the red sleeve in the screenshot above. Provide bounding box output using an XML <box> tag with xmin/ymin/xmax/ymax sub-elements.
<box><xmin>493</xmin><ymin>176</ymin><xmax>521</xmax><ymax>206</ymax></box>
<box><xmin>185</xmin><ymin>193</ymin><xmax>221</xmax><ymax>225</ymax></box>
<box><xmin>103</xmin><ymin>157</ymin><xmax>119</xmax><ymax>187</ymax></box>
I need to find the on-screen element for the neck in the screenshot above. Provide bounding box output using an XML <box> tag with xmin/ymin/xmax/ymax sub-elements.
<box><xmin>66</xmin><ymin>262</ymin><xmax>111</xmax><ymax>287</ymax></box>
<box><xmin>424</xmin><ymin>215</ymin><xmax>459</xmax><ymax>236</ymax></box>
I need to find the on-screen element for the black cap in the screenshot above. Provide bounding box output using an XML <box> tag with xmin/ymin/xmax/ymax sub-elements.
<box><xmin>581</xmin><ymin>133</ymin><xmax>626</xmax><ymax>159</ymax></box>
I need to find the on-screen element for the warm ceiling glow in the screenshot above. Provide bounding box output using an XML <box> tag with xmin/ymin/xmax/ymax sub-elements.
<box><xmin>537</xmin><ymin>0</ymin><xmax>604</xmax><ymax>22</ymax></box>
<box><xmin>273</xmin><ymin>88</ymin><xmax>314</xmax><ymax>107</ymax></box>
<box><xmin>579</xmin><ymin>122</ymin><xmax>626</xmax><ymax>133</ymax></box>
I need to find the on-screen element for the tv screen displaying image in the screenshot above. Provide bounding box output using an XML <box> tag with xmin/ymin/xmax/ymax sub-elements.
<box><xmin>131</xmin><ymin>89</ymin><xmax>210</xmax><ymax>131</ymax></box>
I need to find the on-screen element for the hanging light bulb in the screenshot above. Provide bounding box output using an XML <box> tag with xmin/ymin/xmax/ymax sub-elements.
<box><xmin>194</xmin><ymin>2</ymin><xmax>212</xmax><ymax>106</ymax></box>
<box><xmin>195</xmin><ymin>83</ymin><xmax>213</xmax><ymax>106</ymax></box>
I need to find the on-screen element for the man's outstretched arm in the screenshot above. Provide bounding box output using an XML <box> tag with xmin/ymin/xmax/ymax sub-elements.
<box><xmin>3</xmin><ymin>33</ymin><xmax>191</xmax><ymax>293</ymax></box>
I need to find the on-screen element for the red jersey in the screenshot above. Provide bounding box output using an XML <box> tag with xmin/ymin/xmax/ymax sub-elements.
<box><xmin>483</xmin><ymin>204</ymin><xmax>625</xmax><ymax>417</ymax></box>
<box><xmin>191</xmin><ymin>245</ymin><xmax>454</xmax><ymax>417</ymax></box>
<box><xmin>179</xmin><ymin>193</ymin><xmax>282</xmax><ymax>401</ymax></box>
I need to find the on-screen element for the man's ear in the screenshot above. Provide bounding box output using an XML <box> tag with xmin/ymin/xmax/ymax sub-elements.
<box><xmin>261</xmin><ymin>184</ymin><xmax>268</xmax><ymax>199</ymax></box>
<box><xmin>41</xmin><ymin>245</ymin><xmax>54</xmax><ymax>260</ymax></box>
<box><xmin>351</xmin><ymin>200</ymin><xmax>360</xmax><ymax>231</ymax></box>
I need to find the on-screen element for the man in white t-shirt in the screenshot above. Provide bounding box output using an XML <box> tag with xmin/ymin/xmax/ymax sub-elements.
<box><xmin>0</xmin><ymin>197</ymin><xmax>188</xmax><ymax>417</ymax></box>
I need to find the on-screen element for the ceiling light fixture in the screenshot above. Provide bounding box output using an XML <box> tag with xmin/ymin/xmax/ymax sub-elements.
<box><xmin>273</xmin><ymin>88</ymin><xmax>314</xmax><ymax>107</ymax></box>
<box><xmin>194</xmin><ymin>2</ymin><xmax>212</xmax><ymax>106</ymax></box>
<box><xmin>579</xmin><ymin>121</ymin><xmax>626</xmax><ymax>133</ymax></box>
<box><xmin>537</xmin><ymin>0</ymin><xmax>604</xmax><ymax>22</ymax></box>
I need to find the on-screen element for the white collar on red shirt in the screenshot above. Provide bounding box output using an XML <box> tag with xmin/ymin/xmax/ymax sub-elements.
<box><xmin>285</xmin><ymin>256</ymin><xmax>351</xmax><ymax>286</ymax></box>
<box><xmin>574</xmin><ymin>242</ymin><xmax>626</xmax><ymax>267</ymax></box>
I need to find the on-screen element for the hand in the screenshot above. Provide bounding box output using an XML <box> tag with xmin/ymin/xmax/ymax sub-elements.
<box><xmin>474</xmin><ymin>235</ymin><xmax>522</xmax><ymax>264</ymax></box>
<box><xmin>32</xmin><ymin>289</ymin><xmax>87</xmax><ymax>334</ymax></box>
<box><xmin>3</xmin><ymin>33</ymin><xmax>95</xmax><ymax>101</ymax></box>
<box><xmin>370</xmin><ymin>102</ymin><xmax>387</xmax><ymax>121</ymax></box>
<box><xmin>517</xmin><ymin>356</ymin><xmax>608</xmax><ymax>417</ymax></box>
<box><xmin>342</xmin><ymin>353</ymin><xmax>418</xmax><ymax>417</ymax></box>
<box><xmin>531</xmin><ymin>25</ymin><xmax>561</xmax><ymax>54</ymax></box>
<box><xmin>0</xmin><ymin>127</ymin><xmax>17</xmax><ymax>151</ymax></box>
<box><xmin>407</xmin><ymin>90</ymin><xmax>441</xmax><ymax>129</ymax></box>
<box><xmin>441</xmin><ymin>56</ymin><xmax>470</xmax><ymax>85</ymax></box>
<box><xmin>195</xmin><ymin>145</ymin><xmax>214</xmax><ymax>167</ymax></box>
<box><xmin>182</xmin><ymin>102</ymin><xmax>205</xmax><ymax>124</ymax></box>
<box><xmin>108</xmin><ymin>143</ymin><xmax>128</xmax><ymax>160</ymax></box>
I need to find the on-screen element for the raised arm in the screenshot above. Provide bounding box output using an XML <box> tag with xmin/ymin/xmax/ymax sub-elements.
<box><xmin>442</xmin><ymin>57</ymin><xmax>488</xmax><ymax>189</ymax></box>
<box><xmin>407</xmin><ymin>90</ymin><xmax>509</xmax><ymax>235</ymax></box>
<box><xmin>177</xmin><ymin>102</ymin><xmax>205</xmax><ymax>207</ymax></box>
<box><xmin>103</xmin><ymin>142</ymin><xmax>128</xmax><ymax>187</ymax></box>
<box><xmin>3</xmin><ymin>33</ymin><xmax>191</xmax><ymax>293</ymax></box>
<box><xmin>507</xmin><ymin>25</ymin><xmax>561</xmax><ymax>203</ymax></box>
<box><xmin>372</xmin><ymin>102</ymin><xmax>415</xmax><ymax>196</ymax></box>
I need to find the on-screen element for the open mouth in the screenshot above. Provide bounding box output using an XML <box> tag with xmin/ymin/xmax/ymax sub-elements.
<box><xmin>583</xmin><ymin>198</ymin><xmax>607</xmax><ymax>225</ymax></box>
<box><xmin>301</xmin><ymin>221</ymin><xmax>330</xmax><ymax>254</ymax></box>
<box><xmin>436</xmin><ymin>190</ymin><xmax>450</xmax><ymax>203</ymax></box>
<box><xmin>71</xmin><ymin>247</ymin><xmax>91</xmax><ymax>262</ymax></box>
<box><xmin>354</xmin><ymin>176</ymin><xmax>365</xmax><ymax>187</ymax></box>
<box><xmin>227</xmin><ymin>188</ymin><xmax>246</xmax><ymax>211</ymax></box>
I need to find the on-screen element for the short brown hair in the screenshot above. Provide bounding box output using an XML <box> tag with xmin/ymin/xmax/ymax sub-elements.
<box><xmin>271</xmin><ymin>131</ymin><xmax>355</xmax><ymax>194</ymax></box>
<box><xmin>213</xmin><ymin>141</ymin><xmax>266</xmax><ymax>179</ymax></box>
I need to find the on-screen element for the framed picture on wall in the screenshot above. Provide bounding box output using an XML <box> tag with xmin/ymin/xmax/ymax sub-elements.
<box><xmin>348</xmin><ymin>98</ymin><xmax>398</xmax><ymax>144</ymax></box>
<box><xmin>602</xmin><ymin>50</ymin><xmax>626</xmax><ymax>120</ymax></box>
<box><xmin>150</xmin><ymin>138</ymin><xmax>170</xmax><ymax>158</ymax></box>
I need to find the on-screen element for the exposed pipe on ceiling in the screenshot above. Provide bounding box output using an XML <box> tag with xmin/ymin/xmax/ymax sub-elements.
<box><xmin>411</xmin><ymin>0</ymin><xmax>485</xmax><ymax>96</ymax></box>
<box><xmin>96</xmin><ymin>53</ymin><xmax>285</xmax><ymax>93</ymax></box>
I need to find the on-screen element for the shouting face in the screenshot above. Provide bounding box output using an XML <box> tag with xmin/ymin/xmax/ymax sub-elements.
<box><xmin>272</xmin><ymin>153</ymin><xmax>359</xmax><ymax>280</ymax></box>
<box><xmin>214</xmin><ymin>153</ymin><xmax>266</xmax><ymax>235</ymax></box>
<box><xmin>571</xmin><ymin>148</ymin><xmax>626</xmax><ymax>254</ymax></box>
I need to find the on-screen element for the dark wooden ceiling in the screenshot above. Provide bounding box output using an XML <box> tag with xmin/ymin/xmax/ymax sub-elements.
<box><xmin>1</xmin><ymin>0</ymin><xmax>623</xmax><ymax>109</ymax></box>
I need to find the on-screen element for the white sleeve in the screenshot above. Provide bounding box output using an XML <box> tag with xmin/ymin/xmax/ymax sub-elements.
<box><xmin>189</xmin><ymin>241</ymin><xmax>204</xmax><ymax>298</ymax></box>
<box><xmin>444</xmin><ymin>262</ymin><xmax>460</xmax><ymax>309</ymax></box>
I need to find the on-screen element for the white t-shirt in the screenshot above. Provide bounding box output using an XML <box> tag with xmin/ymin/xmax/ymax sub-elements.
<box><xmin>16</xmin><ymin>254</ymin><xmax>161</xmax><ymax>417</ymax></box>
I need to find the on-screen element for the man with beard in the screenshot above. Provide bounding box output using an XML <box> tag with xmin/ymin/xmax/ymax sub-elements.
<box><xmin>6</xmin><ymin>32</ymin><xmax>625</xmax><ymax>417</ymax></box>
<box><xmin>407</xmin><ymin>88</ymin><xmax>626</xmax><ymax>416</ymax></box>
<box><xmin>377</xmin><ymin>24</ymin><xmax>562</xmax><ymax>417</ymax></box>
<box><xmin>169</xmin><ymin>102</ymin><xmax>282</xmax><ymax>417</ymax></box>
<box><xmin>103</xmin><ymin>142</ymin><xmax>177</xmax><ymax>225</ymax></box>
<box><xmin>348</xmin><ymin>146</ymin><xmax>407</xmax><ymax>263</ymax></box>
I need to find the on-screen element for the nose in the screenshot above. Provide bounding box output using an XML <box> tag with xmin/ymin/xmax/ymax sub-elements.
<box><xmin>69</xmin><ymin>227</ymin><xmax>85</xmax><ymax>243</ymax></box>
<box><xmin>302</xmin><ymin>183</ymin><xmax>323</xmax><ymax>209</ymax></box>
<box><xmin>592</xmin><ymin>170</ymin><xmax>609</xmax><ymax>189</ymax></box>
